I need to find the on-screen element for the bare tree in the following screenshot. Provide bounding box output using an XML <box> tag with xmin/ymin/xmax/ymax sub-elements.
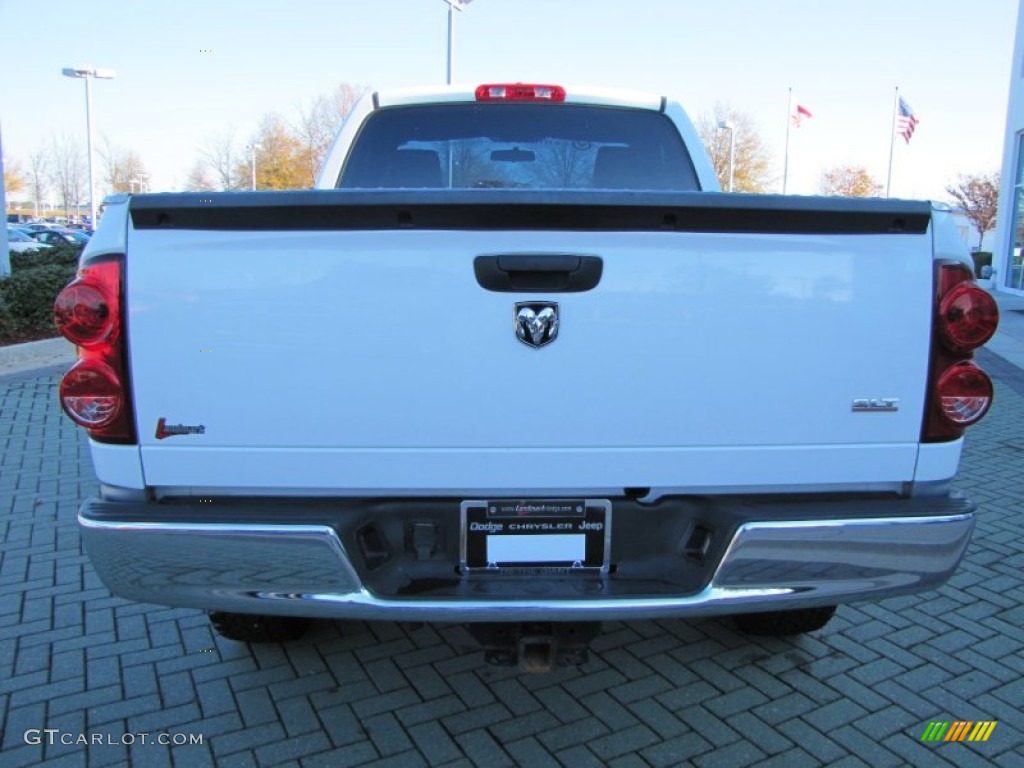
<box><xmin>50</xmin><ymin>133</ymin><xmax>87</xmax><ymax>219</ymax></box>
<box><xmin>696</xmin><ymin>104</ymin><xmax>774</xmax><ymax>193</ymax></box>
<box><xmin>946</xmin><ymin>172</ymin><xmax>1000</xmax><ymax>250</ymax></box>
<box><xmin>119</xmin><ymin>152</ymin><xmax>151</xmax><ymax>193</ymax></box>
<box><xmin>99</xmin><ymin>136</ymin><xmax>151</xmax><ymax>193</ymax></box>
<box><xmin>294</xmin><ymin>83</ymin><xmax>366</xmax><ymax>186</ymax></box>
<box><xmin>182</xmin><ymin>160</ymin><xmax>216</xmax><ymax>192</ymax></box>
<box><xmin>200</xmin><ymin>127</ymin><xmax>239</xmax><ymax>190</ymax></box>
<box><xmin>820</xmin><ymin>165</ymin><xmax>882</xmax><ymax>198</ymax></box>
<box><xmin>98</xmin><ymin>135</ymin><xmax>120</xmax><ymax>195</ymax></box>
<box><xmin>27</xmin><ymin>147</ymin><xmax>49</xmax><ymax>217</ymax></box>
<box><xmin>534</xmin><ymin>142</ymin><xmax>589</xmax><ymax>188</ymax></box>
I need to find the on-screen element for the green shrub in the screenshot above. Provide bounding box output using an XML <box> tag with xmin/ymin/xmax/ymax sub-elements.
<box><xmin>0</xmin><ymin>302</ymin><xmax>13</xmax><ymax>340</ymax></box>
<box><xmin>9</xmin><ymin>244</ymin><xmax>82</xmax><ymax>272</ymax></box>
<box><xmin>0</xmin><ymin>263</ymin><xmax>77</xmax><ymax>339</ymax></box>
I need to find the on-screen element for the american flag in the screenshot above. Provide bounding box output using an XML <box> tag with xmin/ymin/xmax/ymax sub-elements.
<box><xmin>896</xmin><ymin>97</ymin><xmax>919</xmax><ymax>143</ymax></box>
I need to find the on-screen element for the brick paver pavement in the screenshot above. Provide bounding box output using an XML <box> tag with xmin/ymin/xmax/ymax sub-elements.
<box><xmin>1</xmin><ymin>350</ymin><xmax>1022</xmax><ymax>767</ymax></box>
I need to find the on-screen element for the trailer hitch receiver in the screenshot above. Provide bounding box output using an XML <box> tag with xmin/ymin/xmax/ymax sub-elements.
<box><xmin>465</xmin><ymin>622</ymin><xmax>602</xmax><ymax>673</ymax></box>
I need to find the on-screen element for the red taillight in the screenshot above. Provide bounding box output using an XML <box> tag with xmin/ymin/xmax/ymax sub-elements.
<box><xmin>938</xmin><ymin>281</ymin><xmax>999</xmax><ymax>353</ymax></box>
<box><xmin>475</xmin><ymin>83</ymin><xmax>566</xmax><ymax>102</ymax></box>
<box><xmin>54</xmin><ymin>281</ymin><xmax>115</xmax><ymax>346</ymax></box>
<box><xmin>935</xmin><ymin>362</ymin><xmax>993</xmax><ymax>426</ymax></box>
<box><xmin>937</xmin><ymin>261</ymin><xmax>973</xmax><ymax>297</ymax></box>
<box><xmin>923</xmin><ymin>261</ymin><xmax>998</xmax><ymax>442</ymax></box>
<box><xmin>60</xmin><ymin>360</ymin><xmax>123</xmax><ymax>428</ymax></box>
<box><xmin>54</xmin><ymin>256</ymin><xmax>135</xmax><ymax>443</ymax></box>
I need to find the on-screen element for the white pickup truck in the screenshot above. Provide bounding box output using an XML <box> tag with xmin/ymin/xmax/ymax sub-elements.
<box><xmin>56</xmin><ymin>84</ymin><xmax>999</xmax><ymax>668</ymax></box>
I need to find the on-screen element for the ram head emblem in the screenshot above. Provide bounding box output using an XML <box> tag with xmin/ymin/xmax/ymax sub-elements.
<box><xmin>514</xmin><ymin>302</ymin><xmax>559</xmax><ymax>348</ymax></box>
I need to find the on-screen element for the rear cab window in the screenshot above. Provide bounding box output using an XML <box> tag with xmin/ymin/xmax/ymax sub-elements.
<box><xmin>337</xmin><ymin>103</ymin><xmax>700</xmax><ymax>191</ymax></box>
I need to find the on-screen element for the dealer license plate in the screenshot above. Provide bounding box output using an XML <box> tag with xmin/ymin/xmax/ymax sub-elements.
<box><xmin>460</xmin><ymin>499</ymin><xmax>611</xmax><ymax>574</ymax></box>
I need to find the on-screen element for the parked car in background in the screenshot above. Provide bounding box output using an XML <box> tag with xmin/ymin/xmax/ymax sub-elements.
<box><xmin>6</xmin><ymin>227</ymin><xmax>54</xmax><ymax>253</ymax></box>
<box><xmin>31</xmin><ymin>229</ymin><xmax>91</xmax><ymax>247</ymax></box>
<box><xmin>22</xmin><ymin>222</ymin><xmax>63</xmax><ymax>233</ymax></box>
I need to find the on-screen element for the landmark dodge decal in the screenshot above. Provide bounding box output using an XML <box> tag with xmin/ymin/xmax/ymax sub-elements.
<box><xmin>155</xmin><ymin>418</ymin><xmax>206</xmax><ymax>439</ymax></box>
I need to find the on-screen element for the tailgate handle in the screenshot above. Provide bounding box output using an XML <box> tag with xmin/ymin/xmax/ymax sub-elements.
<box><xmin>474</xmin><ymin>255</ymin><xmax>603</xmax><ymax>293</ymax></box>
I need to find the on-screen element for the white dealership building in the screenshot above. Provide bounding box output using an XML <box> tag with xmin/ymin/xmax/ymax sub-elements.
<box><xmin>994</xmin><ymin>0</ymin><xmax>1024</xmax><ymax>294</ymax></box>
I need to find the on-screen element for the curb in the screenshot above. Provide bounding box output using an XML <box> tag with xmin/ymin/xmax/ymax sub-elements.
<box><xmin>986</xmin><ymin>289</ymin><xmax>1024</xmax><ymax>371</ymax></box>
<box><xmin>0</xmin><ymin>336</ymin><xmax>76</xmax><ymax>375</ymax></box>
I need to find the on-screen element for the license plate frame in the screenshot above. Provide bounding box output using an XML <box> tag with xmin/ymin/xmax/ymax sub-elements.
<box><xmin>460</xmin><ymin>499</ymin><xmax>611</xmax><ymax>574</ymax></box>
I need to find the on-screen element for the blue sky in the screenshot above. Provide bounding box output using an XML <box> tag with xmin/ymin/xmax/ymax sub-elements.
<box><xmin>0</xmin><ymin>0</ymin><xmax>1018</xmax><ymax>199</ymax></box>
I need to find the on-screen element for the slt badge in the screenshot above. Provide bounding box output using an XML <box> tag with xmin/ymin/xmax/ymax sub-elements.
<box><xmin>515</xmin><ymin>302</ymin><xmax>559</xmax><ymax>348</ymax></box>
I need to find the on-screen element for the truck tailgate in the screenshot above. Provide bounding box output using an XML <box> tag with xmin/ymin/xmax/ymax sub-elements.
<box><xmin>125</xmin><ymin>196</ymin><xmax>934</xmax><ymax>494</ymax></box>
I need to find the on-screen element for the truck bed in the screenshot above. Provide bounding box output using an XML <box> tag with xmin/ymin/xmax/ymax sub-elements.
<box><xmin>121</xmin><ymin>190</ymin><xmax>939</xmax><ymax>498</ymax></box>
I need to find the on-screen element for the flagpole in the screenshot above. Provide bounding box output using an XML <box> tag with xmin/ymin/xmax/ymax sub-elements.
<box><xmin>885</xmin><ymin>86</ymin><xmax>899</xmax><ymax>198</ymax></box>
<box><xmin>783</xmin><ymin>87</ymin><xmax>792</xmax><ymax>194</ymax></box>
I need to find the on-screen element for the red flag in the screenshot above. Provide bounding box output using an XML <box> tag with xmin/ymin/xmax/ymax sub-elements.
<box><xmin>791</xmin><ymin>103</ymin><xmax>813</xmax><ymax>128</ymax></box>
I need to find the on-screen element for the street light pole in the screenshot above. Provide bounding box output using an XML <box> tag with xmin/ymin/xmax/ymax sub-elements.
<box><xmin>717</xmin><ymin>120</ymin><xmax>735</xmax><ymax>192</ymax></box>
<box><xmin>85</xmin><ymin>73</ymin><xmax>93</xmax><ymax>216</ymax></box>
<box><xmin>1</xmin><ymin>123</ymin><xmax>9</xmax><ymax>277</ymax></box>
<box><xmin>447</xmin><ymin>3</ymin><xmax>454</xmax><ymax>85</ymax></box>
<box><xmin>443</xmin><ymin>0</ymin><xmax>473</xmax><ymax>85</ymax></box>
<box><xmin>62</xmin><ymin>66</ymin><xmax>116</xmax><ymax>228</ymax></box>
<box><xmin>248</xmin><ymin>144</ymin><xmax>261</xmax><ymax>190</ymax></box>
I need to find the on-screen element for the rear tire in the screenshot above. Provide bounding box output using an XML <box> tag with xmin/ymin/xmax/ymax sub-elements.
<box><xmin>732</xmin><ymin>606</ymin><xmax>837</xmax><ymax>636</ymax></box>
<box><xmin>208</xmin><ymin>611</ymin><xmax>311</xmax><ymax>643</ymax></box>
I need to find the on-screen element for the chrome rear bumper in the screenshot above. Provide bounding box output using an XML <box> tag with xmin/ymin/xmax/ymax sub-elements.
<box><xmin>79</xmin><ymin>505</ymin><xmax>974</xmax><ymax>622</ymax></box>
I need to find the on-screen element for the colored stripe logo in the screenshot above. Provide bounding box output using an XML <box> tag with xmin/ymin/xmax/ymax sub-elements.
<box><xmin>921</xmin><ymin>721</ymin><xmax>997</xmax><ymax>742</ymax></box>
